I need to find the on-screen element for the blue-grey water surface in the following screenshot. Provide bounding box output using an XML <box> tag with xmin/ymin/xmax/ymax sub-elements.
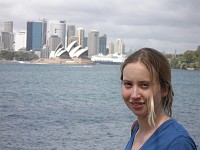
<box><xmin>0</xmin><ymin>63</ymin><xmax>199</xmax><ymax>150</ymax></box>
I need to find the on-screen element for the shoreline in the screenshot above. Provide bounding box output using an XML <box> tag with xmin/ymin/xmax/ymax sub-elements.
<box><xmin>0</xmin><ymin>58</ymin><xmax>93</xmax><ymax>65</ymax></box>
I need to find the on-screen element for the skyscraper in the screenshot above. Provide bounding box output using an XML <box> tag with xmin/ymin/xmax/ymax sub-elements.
<box><xmin>88</xmin><ymin>29</ymin><xmax>99</xmax><ymax>57</ymax></box>
<box><xmin>40</xmin><ymin>18</ymin><xmax>47</xmax><ymax>47</ymax></box>
<box><xmin>67</xmin><ymin>25</ymin><xmax>75</xmax><ymax>46</ymax></box>
<box><xmin>26</xmin><ymin>21</ymin><xmax>43</xmax><ymax>51</ymax></box>
<box><xmin>108</xmin><ymin>41</ymin><xmax>114</xmax><ymax>54</ymax></box>
<box><xmin>46</xmin><ymin>20</ymin><xmax>66</xmax><ymax>50</ymax></box>
<box><xmin>0</xmin><ymin>31</ymin><xmax>14</xmax><ymax>50</ymax></box>
<box><xmin>115</xmin><ymin>39</ymin><xmax>125</xmax><ymax>55</ymax></box>
<box><xmin>15</xmin><ymin>30</ymin><xmax>26</xmax><ymax>51</ymax></box>
<box><xmin>48</xmin><ymin>35</ymin><xmax>61</xmax><ymax>52</ymax></box>
<box><xmin>99</xmin><ymin>34</ymin><xmax>107</xmax><ymax>55</ymax></box>
<box><xmin>4</xmin><ymin>21</ymin><xmax>13</xmax><ymax>33</ymax></box>
<box><xmin>0</xmin><ymin>21</ymin><xmax>14</xmax><ymax>50</ymax></box>
<box><xmin>76</xmin><ymin>27</ymin><xmax>84</xmax><ymax>48</ymax></box>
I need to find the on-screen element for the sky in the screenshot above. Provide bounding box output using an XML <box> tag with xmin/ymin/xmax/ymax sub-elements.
<box><xmin>1</xmin><ymin>0</ymin><xmax>200</xmax><ymax>54</ymax></box>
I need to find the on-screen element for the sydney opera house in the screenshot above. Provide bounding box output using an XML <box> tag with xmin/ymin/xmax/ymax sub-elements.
<box><xmin>39</xmin><ymin>40</ymin><xmax>93</xmax><ymax>64</ymax></box>
<box><xmin>32</xmin><ymin>40</ymin><xmax>91</xmax><ymax>64</ymax></box>
<box><xmin>49</xmin><ymin>41</ymin><xmax>88</xmax><ymax>59</ymax></box>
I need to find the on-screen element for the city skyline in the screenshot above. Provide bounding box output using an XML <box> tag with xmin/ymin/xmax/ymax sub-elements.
<box><xmin>0</xmin><ymin>20</ymin><xmax>125</xmax><ymax>55</ymax></box>
<box><xmin>1</xmin><ymin>0</ymin><xmax>200</xmax><ymax>54</ymax></box>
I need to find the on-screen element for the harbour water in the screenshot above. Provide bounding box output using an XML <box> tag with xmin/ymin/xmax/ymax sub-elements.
<box><xmin>0</xmin><ymin>63</ymin><xmax>199</xmax><ymax>150</ymax></box>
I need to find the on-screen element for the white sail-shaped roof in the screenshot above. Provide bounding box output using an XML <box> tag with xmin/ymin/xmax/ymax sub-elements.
<box><xmin>69</xmin><ymin>45</ymin><xmax>82</xmax><ymax>58</ymax></box>
<box><xmin>49</xmin><ymin>40</ymin><xmax>88</xmax><ymax>58</ymax></box>
<box><xmin>73</xmin><ymin>48</ymin><xmax>88</xmax><ymax>57</ymax></box>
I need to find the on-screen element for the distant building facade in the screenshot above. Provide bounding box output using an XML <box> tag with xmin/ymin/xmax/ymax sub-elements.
<box><xmin>115</xmin><ymin>39</ymin><xmax>125</xmax><ymax>55</ymax></box>
<box><xmin>99</xmin><ymin>34</ymin><xmax>107</xmax><ymax>55</ymax></box>
<box><xmin>0</xmin><ymin>31</ymin><xmax>14</xmax><ymax>50</ymax></box>
<box><xmin>76</xmin><ymin>27</ymin><xmax>84</xmax><ymax>48</ymax></box>
<box><xmin>4</xmin><ymin>21</ymin><xmax>13</xmax><ymax>33</ymax></box>
<box><xmin>0</xmin><ymin>21</ymin><xmax>14</xmax><ymax>50</ymax></box>
<box><xmin>67</xmin><ymin>25</ymin><xmax>75</xmax><ymax>46</ymax></box>
<box><xmin>15</xmin><ymin>30</ymin><xmax>26</xmax><ymax>51</ymax></box>
<box><xmin>108</xmin><ymin>41</ymin><xmax>114</xmax><ymax>54</ymax></box>
<box><xmin>84</xmin><ymin>37</ymin><xmax>88</xmax><ymax>48</ymax></box>
<box><xmin>46</xmin><ymin>20</ymin><xmax>66</xmax><ymax>48</ymax></box>
<box><xmin>26</xmin><ymin>21</ymin><xmax>43</xmax><ymax>51</ymax></box>
<box><xmin>88</xmin><ymin>30</ymin><xmax>99</xmax><ymax>57</ymax></box>
<box><xmin>48</xmin><ymin>35</ymin><xmax>61</xmax><ymax>52</ymax></box>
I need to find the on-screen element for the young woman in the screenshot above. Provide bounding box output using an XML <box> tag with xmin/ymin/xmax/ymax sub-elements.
<box><xmin>121</xmin><ymin>48</ymin><xmax>197</xmax><ymax>150</ymax></box>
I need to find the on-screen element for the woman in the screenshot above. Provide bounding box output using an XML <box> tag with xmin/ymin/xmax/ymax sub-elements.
<box><xmin>120</xmin><ymin>48</ymin><xmax>197</xmax><ymax>150</ymax></box>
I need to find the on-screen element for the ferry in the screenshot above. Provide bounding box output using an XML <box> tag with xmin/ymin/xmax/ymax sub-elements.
<box><xmin>91</xmin><ymin>53</ymin><xmax>126</xmax><ymax>65</ymax></box>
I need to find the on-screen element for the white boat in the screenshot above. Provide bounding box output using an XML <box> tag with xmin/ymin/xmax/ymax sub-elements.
<box><xmin>18</xmin><ymin>61</ymin><xmax>30</xmax><ymax>64</ymax></box>
<box><xmin>91</xmin><ymin>53</ymin><xmax>126</xmax><ymax>65</ymax></box>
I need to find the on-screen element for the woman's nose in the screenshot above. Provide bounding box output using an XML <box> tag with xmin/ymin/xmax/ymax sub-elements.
<box><xmin>130</xmin><ymin>86</ymin><xmax>140</xmax><ymax>98</ymax></box>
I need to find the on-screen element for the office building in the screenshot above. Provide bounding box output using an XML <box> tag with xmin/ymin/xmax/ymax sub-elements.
<box><xmin>15</xmin><ymin>30</ymin><xmax>26</xmax><ymax>51</ymax></box>
<box><xmin>76</xmin><ymin>27</ymin><xmax>84</xmax><ymax>48</ymax></box>
<box><xmin>84</xmin><ymin>37</ymin><xmax>88</xmax><ymax>48</ymax></box>
<box><xmin>46</xmin><ymin>20</ymin><xmax>66</xmax><ymax>50</ymax></box>
<box><xmin>0</xmin><ymin>31</ymin><xmax>14</xmax><ymax>50</ymax></box>
<box><xmin>48</xmin><ymin>35</ymin><xmax>61</xmax><ymax>52</ymax></box>
<box><xmin>0</xmin><ymin>21</ymin><xmax>14</xmax><ymax>50</ymax></box>
<box><xmin>108</xmin><ymin>41</ymin><xmax>114</xmax><ymax>54</ymax></box>
<box><xmin>99</xmin><ymin>34</ymin><xmax>107</xmax><ymax>55</ymax></box>
<box><xmin>67</xmin><ymin>25</ymin><xmax>75</xmax><ymax>46</ymax></box>
<box><xmin>26</xmin><ymin>21</ymin><xmax>43</xmax><ymax>51</ymax></box>
<box><xmin>40</xmin><ymin>18</ymin><xmax>47</xmax><ymax>47</ymax></box>
<box><xmin>88</xmin><ymin>29</ymin><xmax>99</xmax><ymax>57</ymax></box>
<box><xmin>115</xmin><ymin>39</ymin><xmax>125</xmax><ymax>55</ymax></box>
<box><xmin>4</xmin><ymin>21</ymin><xmax>13</xmax><ymax>33</ymax></box>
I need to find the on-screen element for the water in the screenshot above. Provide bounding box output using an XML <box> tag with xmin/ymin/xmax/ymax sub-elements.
<box><xmin>0</xmin><ymin>63</ymin><xmax>199</xmax><ymax>150</ymax></box>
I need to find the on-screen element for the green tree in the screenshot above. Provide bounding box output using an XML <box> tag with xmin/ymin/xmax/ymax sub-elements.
<box><xmin>170</xmin><ymin>57</ymin><xmax>178</xmax><ymax>69</ymax></box>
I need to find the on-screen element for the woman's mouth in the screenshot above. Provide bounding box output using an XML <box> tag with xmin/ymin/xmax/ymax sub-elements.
<box><xmin>129</xmin><ymin>100</ymin><xmax>146</xmax><ymax>109</ymax></box>
<box><xmin>131</xmin><ymin>101</ymin><xmax>146</xmax><ymax>105</ymax></box>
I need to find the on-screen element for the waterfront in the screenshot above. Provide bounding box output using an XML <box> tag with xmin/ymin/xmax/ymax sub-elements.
<box><xmin>0</xmin><ymin>63</ymin><xmax>199</xmax><ymax>149</ymax></box>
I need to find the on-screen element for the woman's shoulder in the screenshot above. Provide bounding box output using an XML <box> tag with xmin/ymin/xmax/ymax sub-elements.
<box><xmin>164</xmin><ymin>118</ymin><xmax>190</xmax><ymax>136</ymax></box>
<box><xmin>157</xmin><ymin>118</ymin><xmax>197</xmax><ymax>149</ymax></box>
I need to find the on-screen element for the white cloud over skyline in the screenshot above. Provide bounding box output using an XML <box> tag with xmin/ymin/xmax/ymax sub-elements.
<box><xmin>1</xmin><ymin>0</ymin><xmax>200</xmax><ymax>54</ymax></box>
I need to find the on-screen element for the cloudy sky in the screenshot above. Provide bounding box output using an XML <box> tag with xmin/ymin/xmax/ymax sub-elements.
<box><xmin>1</xmin><ymin>0</ymin><xmax>200</xmax><ymax>54</ymax></box>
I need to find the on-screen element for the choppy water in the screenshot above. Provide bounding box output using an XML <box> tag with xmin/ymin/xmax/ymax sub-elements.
<box><xmin>0</xmin><ymin>63</ymin><xmax>199</xmax><ymax>150</ymax></box>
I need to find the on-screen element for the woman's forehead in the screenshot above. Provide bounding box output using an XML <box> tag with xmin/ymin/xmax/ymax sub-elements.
<box><xmin>123</xmin><ymin>62</ymin><xmax>149</xmax><ymax>79</ymax></box>
<box><xmin>123</xmin><ymin>62</ymin><xmax>159</xmax><ymax>82</ymax></box>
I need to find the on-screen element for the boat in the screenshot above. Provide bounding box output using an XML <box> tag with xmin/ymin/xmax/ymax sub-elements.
<box><xmin>91</xmin><ymin>53</ymin><xmax>126</xmax><ymax>65</ymax></box>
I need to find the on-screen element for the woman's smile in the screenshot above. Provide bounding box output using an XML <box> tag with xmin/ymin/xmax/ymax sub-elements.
<box><xmin>129</xmin><ymin>100</ymin><xmax>146</xmax><ymax>110</ymax></box>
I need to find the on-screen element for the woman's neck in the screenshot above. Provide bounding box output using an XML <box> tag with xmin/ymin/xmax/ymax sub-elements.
<box><xmin>137</xmin><ymin>113</ymin><xmax>170</xmax><ymax>134</ymax></box>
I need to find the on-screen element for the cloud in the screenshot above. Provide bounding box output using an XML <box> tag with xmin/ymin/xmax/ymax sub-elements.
<box><xmin>1</xmin><ymin>0</ymin><xmax>200</xmax><ymax>53</ymax></box>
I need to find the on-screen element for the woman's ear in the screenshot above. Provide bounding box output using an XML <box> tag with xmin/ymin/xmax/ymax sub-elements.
<box><xmin>161</xmin><ymin>83</ymin><xmax>169</xmax><ymax>97</ymax></box>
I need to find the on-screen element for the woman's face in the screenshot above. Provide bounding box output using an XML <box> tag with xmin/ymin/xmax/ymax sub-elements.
<box><xmin>121</xmin><ymin>62</ymin><xmax>163</xmax><ymax>118</ymax></box>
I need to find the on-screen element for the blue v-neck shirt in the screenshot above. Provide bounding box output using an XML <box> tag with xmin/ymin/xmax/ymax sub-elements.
<box><xmin>125</xmin><ymin>118</ymin><xmax>197</xmax><ymax>150</ymax></box>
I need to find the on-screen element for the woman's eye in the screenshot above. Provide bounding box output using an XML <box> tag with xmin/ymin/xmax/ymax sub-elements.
<box><xmin>123</xmin><ymin>81</ymin><xmax>132</xmax><ymax>88</ymax></box>
<box><xmin>141</xmin><ymin>82</ymin><xmax>150</xmax><ymax>89</ymax></box>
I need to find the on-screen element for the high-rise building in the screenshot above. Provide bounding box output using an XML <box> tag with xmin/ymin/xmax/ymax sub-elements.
<box><xmin>0</xmin><ymin>31</ymin><xmax>14</xmax><ymax>50</ymax></box>
<box><xmin>15</xmin><ymin>30</ymin><xmax>26</xmax><ymax>51</ymax></box>
<box><xmin>115</xmin><ymin>39</ymin><xmax>125</xmax><ymax>55</ymax></box>
<box><xmin>68</xmin><ymin>36</ymin><xmax>77</xmax><ymax>47</ymax></box>
<box><xmin>76</xmin><ymin>27</ymin><xmax>84</xmax><ymax>48</ymax></box>
<box><xmin>88</xmin><ymin>29</ymin><xmax>99</xmax><ymax>57</ymax></box>
<box><xmin>108</xmin><ymin>41</ymin><xmax>114</xmax><ymax>54</ymax></box>
<box><xmin>46</xmin><ymin>20</ymin><xmax>66</xmax><ymax>50</ymax></box>
<box><xmin>67</xmin><ymin>25</ymin><xmax>75</xmax><ymax>46</ymax></box>
<box><xmin>0</xmin><ymin>21</ymin><xmax>14</xmax><ymax>50</ymax></box>
<box><xmin>4</xmin><ymin>21</ymin><xmax>13</xmax><ymax>33</ymax></box>
<box><xmin>0</xmin><ymin>35</ymin><xmax>3</xmax><ymax>50</ymax></box>
<box><xmin>84</xmin><ymin>37</ymin><xmax>88</xmax><ymax>48</ymax></box>
<box><xmin>99</xmin><ymin>34</ymin><xmax>107</xmax><ymax>55</ymax></box>
<box><xmin>26</xmin><ymin>21</ymin><xmax>43</xmax><ymax>51</ymax></box>
<box><xmin>48</xmin><ymin>35</ymin><xmax>61</xmax><ymax>52</ymax></box>
<box><xmin>40</xmin><ymin>18</ymin><xmax>47</xmax><ymax>47</ymax></box>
